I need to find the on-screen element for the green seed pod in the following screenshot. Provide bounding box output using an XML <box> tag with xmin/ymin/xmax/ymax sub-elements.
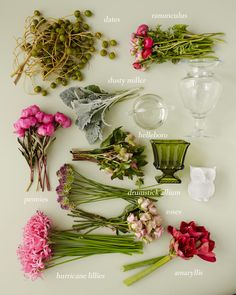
<box><xmin>34</xmin><ymin>10</ymin><xmax>40</xmax><ymax>17</ymax></box>
<box><xmin>109</xmin><ymin>52</ymin><xmax>116</xmax><ymax>59</ymax></box>
<box><xmin>61</xmin><ymin>79</ymin><xmax>68</xmax><ymax>86</ymax></box>
<box><xmin>56</xmin><ymin>77</ymin><xmax>62</xmax><ymax>83</ymax></box>
<box><xmin>102</xmin><ymin>41</ymin><xmax>109</xmax><ymax>48</ymax></box>
<box><xmin>74</xmin><ymin>10</ymin><xmax>81</xmax><ymax>18</ymax></box>
<box><xmin>100</xmin><ymin>49</ymin><xmax>107</xmax><ymax>56</ymax></box>
<box><xmin>95</xmin><ymin>32</ymin><xmax>102</xmax><ymax>39</ymax></box>
<box><xmin>50</xmin><ymin>82</ymin><xmax>57</xmax><ymax>89</ymax></box>
<box><xmin>84</xmin><ymin>10</ymin><xmax>93</xmax><ymax>17</ymax></box>
<box><xmin>110</xmin><ymin>40</ymin><xmax>117</xmax><ymax>46</ymax></box>
<box><xmin>41</xmin><ymin>90</ymin><xmax>48</xmax><ymax>96</ymax></box>
<box><xmin>34</xmin><ymin>86</ymin><xmax>42</xmax><ymax>93</ymax></box>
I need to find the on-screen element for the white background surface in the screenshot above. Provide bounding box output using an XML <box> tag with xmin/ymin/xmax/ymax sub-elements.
<box><xmin>0</xmin><ymin>0</ymin><xmax>236</xmax><ymax>294</ymax></box>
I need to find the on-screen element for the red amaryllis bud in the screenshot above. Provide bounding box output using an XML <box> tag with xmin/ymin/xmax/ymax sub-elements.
<box><xmin>143</xmin><ymin>37</ymin><xmax>154</xmax><ymax>49</ymax></box>
<box><xmin>136</xmin><ymin>24</ymin><xmax>149</xmax><ymax>37</ymax></box>
<box><xmin>142</xmin><ymin>48</ymin><xmax>152</xmax><ymax>59</ymax></box>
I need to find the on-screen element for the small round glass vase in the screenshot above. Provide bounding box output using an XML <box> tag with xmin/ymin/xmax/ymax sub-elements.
<box><xmin>131</xmin><ymin>94</ymin><xmax>168</xmax><ymax>130</ymax></box>
<box><xmin>179</xmin><ymin>59</ymin><xmax>222</xmax><ymax>138</ymax></box>
<box><xmin>151</xmin><ymin>140</ymin><xmax>190</xmax><ymax>184</ymax></box>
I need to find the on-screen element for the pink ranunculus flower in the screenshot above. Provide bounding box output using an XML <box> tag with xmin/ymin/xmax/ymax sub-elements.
<box><xmin>42</xmin><ymin>114</ymin><xmax>54</xmax><ymax>124</ymax></box>
<box><xmin>54</xmin><ymin>112</ymin><xmax>72</xmax><ymax>128</ymax></box>
<box><xmin>142</xmin><ymin>48</ymin><xmax>152</xmax><ymax>59</ymax></box>
<box><xmin>37</xmin><ymin>123</ymin><xmax>55</xmax><ymax>137</ymax></box>
<box><xmin>133</xmin><ymin>62</ymin><xmax>142</xmax><ymax>70</ymax></box>
<box><xmin>19</xmin><ymin>116</ymin><xmax>37</xmax><ymax>129</ymax></box>
<box><xmin>143</xmin><ymin>37</ymin><xmax>154</xmax><ymax>49</ymax></box>
<box><xmin>136</xmin><ymin>24</ymin><xmax>149</xmax><ymax>37</ymax></box>
<box><xmin>21</xmin><ymin>105</ymin><xmax>40</xmax><ymax>118</ymax></box>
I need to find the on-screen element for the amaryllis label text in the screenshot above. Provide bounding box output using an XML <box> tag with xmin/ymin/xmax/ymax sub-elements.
<box><xmin>174</xmin><ymin>269</ymin><xmax>203</xmax><ymax>278</ymax></box>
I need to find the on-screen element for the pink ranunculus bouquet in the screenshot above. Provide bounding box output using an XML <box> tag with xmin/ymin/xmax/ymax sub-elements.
<box><xmin>123</xmin><ymin>221</ymin><xmax>216</xmax><ymax>286</ymax></box>
<box><xmin>13</xmin><ymin>105</ymin><xmax>72</xmax><ymax>191</ymax></box>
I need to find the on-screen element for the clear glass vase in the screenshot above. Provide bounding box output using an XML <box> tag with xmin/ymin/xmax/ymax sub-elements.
<box><xmin>179</xmin><ymin>59</ymin><xmax>222</xmax><ymax>138</ymax></box>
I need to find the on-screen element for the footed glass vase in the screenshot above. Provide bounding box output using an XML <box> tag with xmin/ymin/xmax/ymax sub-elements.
<box><xmin>151</xmin><ymin>140</ymin><xmax>190</xmax><ymax>184</ymax></box>
<box><xmin>179</xmin><ymin>59</ymin><xmax>222</xmax><ymax>138</ymax></box>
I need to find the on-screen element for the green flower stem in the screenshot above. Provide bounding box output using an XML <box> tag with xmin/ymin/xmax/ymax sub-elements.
<box><xmin>122</xmin><ymin>255</ymin><xmax>166</xmax><ymax>271</ymax></box>
<box><xmin>123</xmin><ymin>255</ymin><xmax>173</xmax><ymax>286</ymax></box>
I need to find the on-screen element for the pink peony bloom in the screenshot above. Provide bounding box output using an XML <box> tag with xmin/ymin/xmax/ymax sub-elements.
<box><xmin>37</xmin><ymin>123</ymin><xmax>55</xmax><ymax>137</ymax></box>
<box><xmin>142</xmin><ymin>48</ymin><xmax>152</xmax><ymax>59</ymax></box>
<box><xmin>17</xmin><ymin>211</ymin><xmax>52</xmax><ymax>280</ymax></box>
<box><xmin>143</xmin><ymin>37</ymin><xmax>154</xmax><ymax>49</ymax></box>
<box><xmin>18</xmin><ymin>117</ymin><xmax>37</xmax><ymax>129</ymax></box>
<box><xmin>42</xmin><ymin>114</ymin><xmax>54</xmax><ymax>124</ymax></box>
<box><xmin>35</xmin><ymin>111</ymin><xmax>46</xmax><ymax>123</ymax></box>
<box><xmin>136</xmin><ymin>24</ymin><xmax>149</xmax><ymax>37</ymax></box>
<box><xmin>54</xmin><ymin>112</ymin><xmax>72</xmax><ymax>128</ymax></box>
<box><xmin>21</xmin><ymin>105</ymin><xmax>40</xmax><ymax>118</ymax></box>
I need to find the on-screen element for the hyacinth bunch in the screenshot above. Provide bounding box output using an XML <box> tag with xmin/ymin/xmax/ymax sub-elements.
<box><xmin>17</xmin><ymin>211</ymin><xmax>143</xmax><ymax>280</ymax></box>
<box><xmin>123</xmin><ymin>221</ymin><xmax>216</xmax><ymax>286</ymax></box>
<box><xmin>69</xmin><ymin>197</ymin><xmax>163</xmax><ymax>243</ymax></box>
<box><xmin>13</xmin><ymin>105</ymin><xmax>72</xmax><ymax>191</ymax></box>
<box><xmin>56</xmin><ymin>164</ymin><xmax>163</xmax><ymax>209</ymax></box>
<box><xmin>131</xmin><ymin>24</ymin><xmax>224</xmax><ymax>71</ymax></box>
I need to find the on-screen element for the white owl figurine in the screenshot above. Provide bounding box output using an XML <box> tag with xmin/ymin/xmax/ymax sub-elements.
<box><xmin>188</xmin><ymin>166</ymin><xmax>216</xmax><ymax>202</ymax></box>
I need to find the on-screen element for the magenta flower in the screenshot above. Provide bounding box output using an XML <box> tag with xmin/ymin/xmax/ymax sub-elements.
<box><xmin>136</xmin><ymin>24</ymin><xmax>149</xmax><ymax>36</ymax></box>
<box><xmin>143</xmin><ymin>37</ymin><xmax>154</xmax><ymax>49</ymax></box>
<box><xmin>42</xmin><ymin>114</ymin><xmax>54</xmax><ymax>124</ymax></box>
<box><xmin>21</xmin><ymin>105</ymin><xmax>40</xmax><ymax>118</ymax></box>
<box><xmin>133</xmin><ymin>62</ymin><xmax>142</xmax><ymax>70</ymax></box>
<box><xmin>37</xmin><ymin>123</ymin><xmax>55</xmax><ymax>136</ymax></box>
<box><xmin>55</xmin><ymin>112</ymin><xmax>72</xmax><ymax>128</ymax></box>
<box><xmin>142</xmin><ymin>48</ymin><xmax>152</xmax><ymax>59</ymax></box>
<box><xmin>14</xmin><ymin>105</ymin><xmax>72</xmax><ymax>191</ymax></box>
<box><xmin>18</xmin><ymin>116</ymin><xmax>37</xmax><ymax>129</ymax></box>
<box><xmin>17</xmin><ymin>211</ymin><xmax>52</xmax><ymax>280</ymax></box>
<box><xmin>35</xmin><ymin>111</ymin><xmax>45</xmax><ymax>123</ymax></box>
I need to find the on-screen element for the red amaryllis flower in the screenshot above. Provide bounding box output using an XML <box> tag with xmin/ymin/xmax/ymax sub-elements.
<box><xmin>168</xmin><ymin>221</ymin><xmax>216</xmax><ymax>262</ymax></box>
<box><xmin>123</xmin><ymin>220</ymin><xmax>216</xmax><ymax>286</ymax></box>
<box><xmin>143</xmin><ymin>37</ymin><xmax>154</xmax><ymax>48</ymax></box>
<box><xmin>142</xmin><ymin>48</ymin><xmax>152</xmax><ymax>59</ymax></box>
<box><xmin>136</xmin><ymin>24</ymin><xmax>149</xmax><ymax>36</ymax></box>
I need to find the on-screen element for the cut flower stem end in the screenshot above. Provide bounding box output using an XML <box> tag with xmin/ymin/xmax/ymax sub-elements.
<box><xmin>123</xmin><ymin>255</ymin><xmax>172</xmax><ymax>286</ymax></box>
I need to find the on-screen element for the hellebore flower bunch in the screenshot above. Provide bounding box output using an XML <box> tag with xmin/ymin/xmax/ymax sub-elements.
<box><xmin>131</xmin><ymin>23</ymin><xmax>224</xmax><ymax>71</ymax></box>
<box><xmin>13</xmin><ymin>105</ymin><xmax>72</xmax><ymax>191</ymax></box>
<box><xmin>56</xmin><ymin>164</ymin><xmax>163</xmax><ymax>208</ymax></box>
<box><xmin>17</xmin><ymin>211</ymin><xmax>143</xmax><ymax>280</ymax></box>
<box><xmin>71</xmin><ymin>127</ymin><xmax>147</xmax><ymax>185</ymax></box>
<box><xmin>68</xmin><ymin>197</ymin><xmax>164</xmax><ymax>243</ymax></box>
<box><xmin>123</xmin><ymin>221</ymin><xmax>216</xmax><ymax>286</ymax></box>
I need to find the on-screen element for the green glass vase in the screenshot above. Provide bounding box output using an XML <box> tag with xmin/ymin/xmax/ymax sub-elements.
<box><xmin>150</xmin><ymin>140</ymin><xmax>190</xmax><ymax>184</ymax></box>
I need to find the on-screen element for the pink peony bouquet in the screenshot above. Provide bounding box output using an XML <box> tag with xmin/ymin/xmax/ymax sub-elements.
<box><xmin>123</xmin><ymin>221</ymin><xmax>216</xmax><ymax>286</ymax></box>
<box><xmin>17</xmin><ymin>211</ymin><xmax>143</xmax><ymax>280</ymax></box>
<box><xmin>13</xmin><ymin>105</ymin><xmax>72</xmax><ymax>191</ymax></box>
